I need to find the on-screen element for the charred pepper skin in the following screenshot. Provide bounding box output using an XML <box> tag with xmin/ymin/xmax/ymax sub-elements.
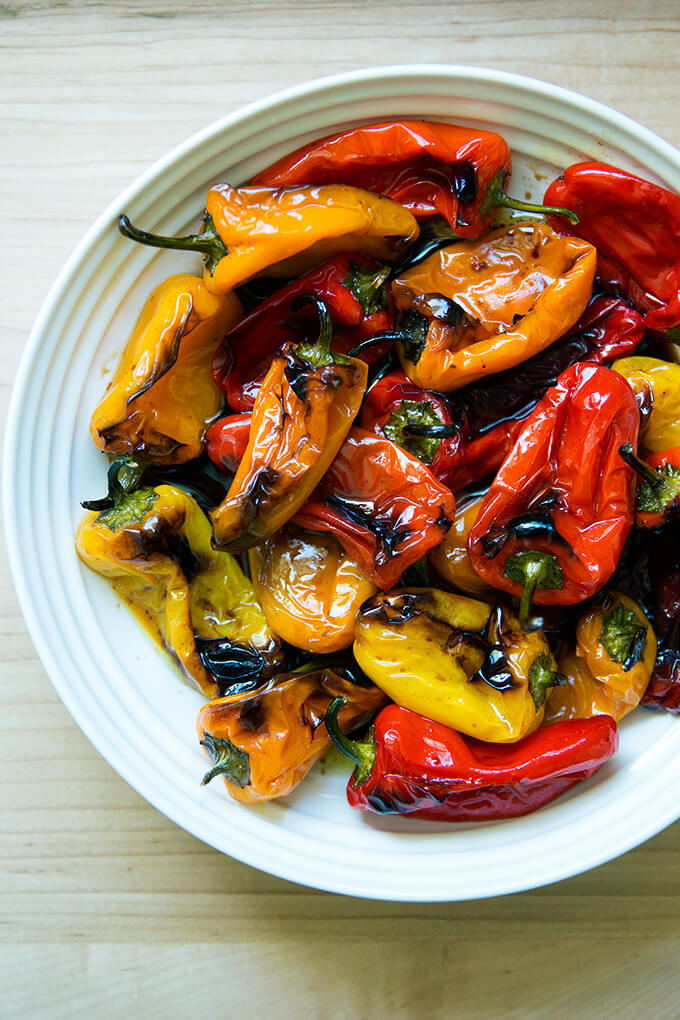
<box><xmin>210</xmin><ymin>301</ymin><xmax>368</xmax><ymax>552</ymax></box>
<box><xmin>212</xmin><ymin>254</ymin><xmax>393</xmax><ymax>412</ymax></box>
<box><xmin>391</xmin><ymin>223</ymin><xmax>596</xmax><ymax>392</ymax></box>
<box><xmin>325</xmin><ymin>699</ymin><xmax>619</xmax><ymax>821</ymax></box>
<box><xmin>197</xmin><ymin>668</ymin><xmax>387</xmax><ymax>803</ymax></box>
<box><xmin>91</xmin><ymin>275</ymin><xmax>242</xmax><ymax>465</ymax></box>
<box><xmin>468</xmin><ymin>363</ymin><xmax>639</xmax><ymax>625</ymax></box>
<box><xmin>544</xmin><ymin>162</ymin><xmax>680</xmax><ymax>332</ymax></box>
<box><xmin>119</xmin><ymin>184</ymin><xmax>419</xmax><ymax>295</ymax></box>
<box><xmin>252</xmin><ymin>120</ymin><xmax>575</xmax><ymax>235</ymax></box>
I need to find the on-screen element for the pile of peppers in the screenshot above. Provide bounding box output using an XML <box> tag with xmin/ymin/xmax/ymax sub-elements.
<box><xmin>76</xmin><ymin>118</ymin><xmax>680</xmax><ymax>823</ymax></box>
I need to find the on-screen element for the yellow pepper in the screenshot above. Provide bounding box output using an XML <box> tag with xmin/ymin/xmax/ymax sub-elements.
<box><xmin>248</xmin><ymin>525</ymin><xmax>377</xmax><ymax>654</ymax></box>
<box><xmin>119</xmin><ymin>184</ymin><xmax>419</xmax><ymax>295</ymax></box>
<box><xmin>391</xmin><ymin>222</ymin><xmax>596</xmax><ymax>391</ymax></box>
<box><xmin>545</xmin><ymin>591</ymin><xmax>656</xmax><ymax>724</ymax></box>
<box><xmin>353</xmin><ymin>589</ymin><xmax>562</xmax><ymax>742</ymax></box>
<box><xmin>76</xmin><ymin>480</ymin><xmax>282</xmax><ymax>699</ymax></box>
<box><xmin>91</xmin><ymin>274</ymin><xmax>242</xmax><ymax>465</ymax></box>
<box><xmin>427</xmin><ymin>488</ymin><xmax>496</xmax><ymax>598</ymax></box>
<box><xmin>611</xmin><ymin>356</ymin><xmax>680</xmax><ymax>454</ymax></box>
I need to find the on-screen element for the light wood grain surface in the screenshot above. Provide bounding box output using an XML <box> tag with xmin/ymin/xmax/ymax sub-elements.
<box><xmin>3</xmin><ymin>2</ymin><xmax>680</xmax><ymax>1017</ymax></box>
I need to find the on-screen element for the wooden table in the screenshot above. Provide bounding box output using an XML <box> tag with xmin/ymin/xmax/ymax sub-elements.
<box><xmin>3</xmin><ymin>2</ymin><xmax>680</xmax><ymax>1016</ymax></box>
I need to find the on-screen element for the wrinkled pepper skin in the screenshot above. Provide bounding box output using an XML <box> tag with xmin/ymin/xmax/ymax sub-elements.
<box><xmin>427</xmin><ymin>488</ymin><xmax>496</xmax><ymax>598</ymax></box>
<box><xmin>544</xmin><ymin>162</ymin><xmax>680</xmax><ymax>331</ymax></box>
<box><xmin>252</xmin><ymin>120</ymin><xmax>513</xmax><ymax>233</ymax></box>
<box><xmin>545</xmin><ymin>591</ymin><xmax>656</xmax><ymax>723</ymax></box>
<box><xmin>353</xmin><ymin>590</ymin><xmax>560</xmax><ymax>742</ymax></box>
<box><xmin>293</xmin><ymin>428</ymin><xmax>456</xmax><ymax>589</ymax></box>
<box><xmin>197</xmin><ymin>669</ymin><xmax>387</xmax><ymax>803</ymax></box>
<box><xmin>327</xmin><ymin>701</ymin><xmax>618</xmax><ymax>820</ymax></box>
<box><xmin>468</xmin><ymin>363</ymin><xmax>639</xmax><ymax>617</ymax></box>
<box><xmin>213</xmin><ymin>255</ymin><xmax>393</xmax><ymax>412</ymax></box>
<box><xmin>210</xmin><ymin>339</ymin><xmax>367</xmax><ymax>552</ymax></box>
<box><xmin>248</xmin><ymin>525</ymin><xmax>377</xmax><ymax>653</ymax></box>
<box><xmin>76</xmin><ymin>484</ymin><xmax>282</xmax><ymax>698</ymax></box>
<box><xmin>392</xmin><ymin>223</ymin><xmax>596</xmax><ymax>391</ymax></box>
<box><xmin>91</xmin><ymin>275</ymin><xmax>242</xmax><ymax>464</ymax></box>
<box><xmin>206</xmin><ymin>183</ymin><xmax>419</xmax><ymax>291</ymax></box>
<box><xmin>612</xmin><ymin>357</ymin><xmax>680</xmax><ymax>454</ymax></box>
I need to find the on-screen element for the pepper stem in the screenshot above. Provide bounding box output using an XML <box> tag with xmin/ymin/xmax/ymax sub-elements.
<box><xmin>347</xmin><ymin>330</ymin><xmax>408</xmax><ymax>359</ymax></box>
<box><xmin>619</xmin><ymin>443</ymin><xmax>662</xmax><ymax>486</ymax></box>
<box><xmin>481</xmin><ymin>169</ymin><xmax>579</xmax><ymax>225</ymax></box>
<box><xmin>118</xmin><ymin>213</ymin><xmax>228</xmax><ymax>274</ymax></box>
<box><xmin>324</xmin><ymin>696</ymin><xmax>376</xmax><ymax>786</ymax></box>
<box><xmin>81</xmin><ymin>456</ymin><xmax>146</xmax><ymax>511</ymax></box>
<box><xmin>403</xmin><ymin>422</ymin><xmax>461</xmax><ymax>439</ymax></box>
<box><xmin>292</xmin><ymin>294</ymin><xmax>347</xmax><ymax>367</ymax></box>
<box><xmin>504</xmin><ymin>550</ymin><xmax>564</xmax><ymax>632</ymax></box>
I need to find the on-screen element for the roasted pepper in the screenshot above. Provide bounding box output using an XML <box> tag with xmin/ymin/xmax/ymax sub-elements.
<box><xmin>618</xmin><ymin>443</ymin><xmax>680</xmax><ymax>529</ymax></box>
<box><xmin>248</xmin><ymin>525</ymin><xmax>377</xmax><ymax>653</ymax></box>
<box><xmin>76</xmin><ymin>470</ymin><xmax>283</xmax><ymax>699</ymax></box>
<box><xmin>212</xmin><ymin>254</ymin><xmax>393</xmax><ymax>412</ymax></box>
<box><xmin>544</xmin><ymin>162</ymin><xmax>680</xmax><ymax>332</ymax></box>
<box><xmin>390</xmin><ymin>222</ymin><xmax>596</xmax><ymax>391</ymax></box>
<box><xmin>545</xmin><ymin>591</ymin><xmax>656</xmax><ymax>723</ymax></box>
<box><xmin>197</xmin><ymin>668</ymin><xmax>387</xmax><ymax>803</ymax></box>
<box><xmin>91</xmin><ymin>274</ymin><xmax>242</xmax><ymax>464</ymax></box>
<box><xmin>325</xmin><ymin>698</ymin><xmax>618</xmax><ymax>820</ymax></box>
<box><xmin>468</xmin><ymin>363</ymin><xmax>639</xmax><ymax>627</ymax></box>
<box><xmin>119</xmin><ymin>184</ymin><xmax>418</xmax><ymax>294</ymax></box>
<box><xmin>353</xmin><ymin>590</ymin><xmax>563</xmax><ymax>742</ymax></box>
<box><xmin>294</xmin><ymin>427</ymin><xmax>456</xmax><ymax>589</ymax></box>
<box><xmin>252</xmin><ymin>120</ymin><xmax>576</xmax><ymax>235</ymax></box>
<box><xmin>611</xmin><ymin>356</ymin><xmax>680</xmax><ymax>454</ymax></box>
<box><xmin>210</xmin><ymin>298</ymin><xmax>367</xmax><ymax>551</ymax></box>
<box><xmin>427</xmin><ymin>487</ymin><xmax>496</xmax><ymax>598</ymax></box>
<box><xmin>205</xmin><ymin>413</ymin><xmax>251</xmax><ymax>473</ymax></box>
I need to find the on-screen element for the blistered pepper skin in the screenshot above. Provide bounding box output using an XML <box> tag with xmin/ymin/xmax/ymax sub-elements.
<box><xmin>91</xmin><ymin>275</ymin><xmax>242</xmax><ymax>464</ymax></box>
<box><xmin>545</xmin><ymin>592</ymin><xmax>656</xmax><ymax>723</ymax></box>
<box><xmin>248</xmin><ymin>526</ymin><xmax>377</xmax><ymax>653</ymax></box>
<box><xmin>76</xmin><ymin>485</ymin><xmax>282</xmax><ymax>698</ymax></box>
<box><xmin>353</xmin><ymin>589</ymin><xmax>555</xmax><ymax>742</ymax></box>
<box><xmin>393</xmin><ymin>223</ymin><xmax>596</xmax><ymax>391</ymax></box>
<box><xmin>197</xmin><ymin>670</ymin><xmax>387</xmax><ymax>803</ymax></box>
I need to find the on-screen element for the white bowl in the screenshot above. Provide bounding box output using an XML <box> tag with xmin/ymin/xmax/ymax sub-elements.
<box><xmin>5</xmin><ymin>65</ymin><xmax>680</xmax><ymax>901</ymax></box>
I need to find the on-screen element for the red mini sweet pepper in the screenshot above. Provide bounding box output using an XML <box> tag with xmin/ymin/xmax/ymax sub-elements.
<box><xmin>324</xmin><ymin>699</ymin><xmax>618</xmax><ymax>821</ymax></box>
<box><xmin>212</xmin><ymin>254</ymin><xmax>393</xmax><ymax>411</ymax></box>
<box><xmin>253</xmin><ymin>120</ymin><xmax>576</xmax><ymax>235</ymax></box>
<box><xmin>467</xmin><ymin>363</ymin><xmax>639</xmax><ymax>628</ymax></box>
<box><xmin>293</xmin><ymin>427</ymin><xmax>456</xmax><ymax>589</ymax></box>
<box><xmin>544</xmin><ymin>162</ymin><xmax>680</xmax><ymax>332</ymax></box>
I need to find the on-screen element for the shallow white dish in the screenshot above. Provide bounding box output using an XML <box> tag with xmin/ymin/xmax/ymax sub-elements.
<box><xmin>5</xmin><ymin>65</ymin><xmax>680</xmax><ymax>901</ymax></box>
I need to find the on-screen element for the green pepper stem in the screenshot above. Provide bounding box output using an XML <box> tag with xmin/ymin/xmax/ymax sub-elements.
<box><xmin>291</xmin><ymin>293</ymin><xmax>346</xmax><ymax>367</ymax></box>
<box><xmin>324</xmin><ymin>696</ymin><xmax>376</xmax><ymax>785</ymax></box>
<box><xmin>481</xmin><ymin>169</ymin><xmax>579</xmax><ymax>225</ymax></box>
<box><xmin>619</xmin><ymin>443</ymin><xmax>662</xmax><ymax>486</ymax></box>
<box><xmin>504</xmin><ymin>550</ymin><xmax>564</xmax><ymax>632</ymax></box>
<box><xmin>81</xmin><ymin>456</ymin><xmax>145</xmax><ymax>511</ymax></box>
<box><xmin>347</xmin><ymin>331</ymin><xmax>408</xmax><ymax>359</ymax></box>
<box><xmin>403</xmin><ymin>422</ymin><xmax>460</xmax><ymax>439</ymax></box>
<box><xmin>118</xmin><ymin>213</ymin><xmax>228</xmax><ymax>273</ymax></box>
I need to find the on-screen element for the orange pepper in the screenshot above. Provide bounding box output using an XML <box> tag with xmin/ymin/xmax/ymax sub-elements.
<box><xmin>545</xmin><ymin>591</ymin><xmax>656</xmax><ymax>723</ymax></box>
<box><xmin>248</xmin><ymin>525</ymin><xmax>377</xmax><ymax>653</ymax></box>
<box><xmin>392</xmin><ymin>222</ymin><xmax>596</xmax><ymax>391</ymax></box>
<box><xmin>91</xmin><ymin>274</ymin><xmax>241</xmax><ymax>464</ymax></box>
<box><xmin>197</xmin><ymin>669</ymin><xmax>387</xmax><ymax>803</ymax></box>
<box><xmin>427</xmin><ymin>489</ymin><xmax>496</xmax><ymax>599</ymax></box>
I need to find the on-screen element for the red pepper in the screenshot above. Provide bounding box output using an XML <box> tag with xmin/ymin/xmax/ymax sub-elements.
<box><xmin>293</xmin><ymin>427</ymin><xmax>456</xmax><ymax>589</ymax></box>
<box><xmin>212</xmin><ymin>254</ymin><xmax>393</xmax><ymax>412</ymax></box>
<box><xmin>324</xmin><ymin>699</ymin><xmax>618</xmax><ymax>821</ymax></box>
<box><xmin>544</xmin><ymin>162</ymin><xmax>680</xmax><ymax>332</ymax></box>
<box><xmin>253</xmin><ymin>120</ymin><xmax>576</xmax><ymax>236</ymax></box>
<box><xmin>467</xmin><ymin>363</ymin><xmax>639</xmax><ymax>627</ymax></box>
<box><xmin>205</xmin><ymin>413</ymin><xmax>252</xmax><ymax>473</ymax></box>
<box><xmin>618</xmin><ymin>443</ymin><xmax>680</xmax><ymax>529</ymax></box>
<box><xmin>641</xmin><ymin>522</ymin><xmax>680</xmax><ymax>712</ymax></box>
